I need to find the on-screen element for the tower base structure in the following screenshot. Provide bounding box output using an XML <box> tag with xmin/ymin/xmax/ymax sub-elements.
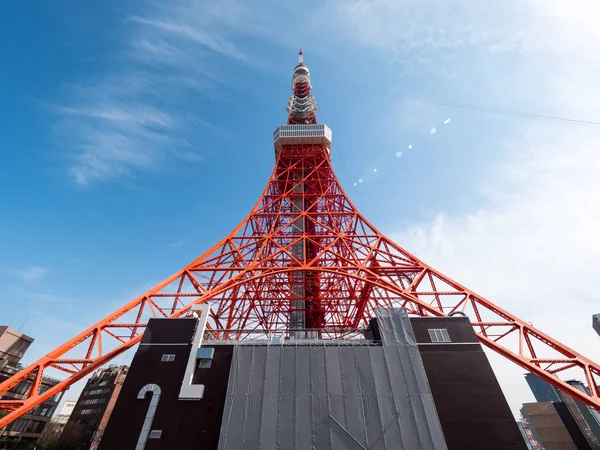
<box><xmin>98</xmin><ymin>309</ymin><xmax>526</xmax><ymax>450</ymax></box>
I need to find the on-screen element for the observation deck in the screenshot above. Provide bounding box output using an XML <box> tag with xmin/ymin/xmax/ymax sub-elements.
<box><xmin>273</xmin><ymin>124</ymin><xmax>332</xmax><ymax>158</ymax></box>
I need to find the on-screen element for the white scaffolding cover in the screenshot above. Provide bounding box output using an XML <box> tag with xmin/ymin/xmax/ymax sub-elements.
<box><xmin>218</xmin><ymin>308</ymin><xmax>448</xmax><ymax>449</ymax></box>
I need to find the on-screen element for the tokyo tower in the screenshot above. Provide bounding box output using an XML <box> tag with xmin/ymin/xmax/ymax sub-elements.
<box><xmin>1</xmin><ymin>50</ymin><xmax>599</xmax><ymax>428</ymax></box>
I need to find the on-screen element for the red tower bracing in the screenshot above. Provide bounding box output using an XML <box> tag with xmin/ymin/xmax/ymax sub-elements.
<box><xmin>1</xmin><ymin>50</ymin><xmax>600</xmax><ymax>427</ymax></box>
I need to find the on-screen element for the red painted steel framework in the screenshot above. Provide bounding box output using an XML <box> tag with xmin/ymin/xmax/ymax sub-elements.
<box><xmin>1</xmin><ymin>51</ymin><xmax>600</xmax><ymax>427</ymax></box>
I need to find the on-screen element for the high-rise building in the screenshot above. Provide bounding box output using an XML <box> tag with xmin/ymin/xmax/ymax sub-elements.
<box><xmin>0</xmin><ymin>326</ymin><xmax>33</xmax><ymax>371</ymax></box>
<box><xmin>97</xmin><ymin>308</ymin><xmax>526</xmax><ymax>450</ymax></box>
<box><xmin>522</xmin><ymin>401</ymin><xmax>593</xmax><ymax>450</ymax></box>
<box><xmin>0</xmin><ymin>326</ymin><xmax>64</xmax><ymax>444</ymax></box>
<box><xmin>594</xmin><ymin>314</ymin><xmax>600</xmax><ymax>337</ymax></box>
<box><xmin>525</xmin><ymin>373</ymin><xmax>562</xmax><ymax>403</ymax></box>
<box><xmin>61</xmin><ymin>365</ymin><xmax>128</xmax><ymax>450</ymax></box>
<box><xmin>567</xmin><ymin>380</ymin><xmax>600</xmax><ymax>435</ymax></box>
<box><xmin>524</xmin><ymin>374</ymin><xmax>600</xmax><ymax>449</ymax></box>
<box><xmin>517</xmin><ymin>419</ymin><xmax>544</xmax><ymax>450</ymax></box>
<box><xmin>560</xmin><ymin>380</ymin><xmax>600</xmax><ymax>449</ymax></box>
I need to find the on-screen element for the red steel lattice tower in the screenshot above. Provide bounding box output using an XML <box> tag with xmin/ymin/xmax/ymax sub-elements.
<box><xmin>1</xmin><ymin>51</ymin><xmax>600</xmax><ymax>427</ymax></box>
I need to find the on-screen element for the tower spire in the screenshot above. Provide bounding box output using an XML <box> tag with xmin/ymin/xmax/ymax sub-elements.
<box><xmin>287</xmin><ymin>49</ymin><xmax>317</xmax><ymax>125</ymax></box>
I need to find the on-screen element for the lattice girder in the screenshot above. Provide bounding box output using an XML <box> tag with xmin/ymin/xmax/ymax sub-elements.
<box><xmin>1</xmin><ymin>144</ymin><xmax>599</xmax><ymax>426</ymax></box>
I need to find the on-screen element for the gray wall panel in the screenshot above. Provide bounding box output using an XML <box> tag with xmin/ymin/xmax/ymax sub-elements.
<box><xmin>218</xmin><ymin>308</ymin><xmax>448</xmax><ymax>450</ymax></box>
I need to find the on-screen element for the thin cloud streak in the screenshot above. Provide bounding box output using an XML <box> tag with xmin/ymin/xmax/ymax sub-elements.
<box><xmin>0</xmin><ymin>266</ymin><xmax>49</xmax><ymax>282</ymax></box>
<box><xmin>53</xmin><ymin>2</ymin><xmax>254</xmax><ymax>185</ymax></box>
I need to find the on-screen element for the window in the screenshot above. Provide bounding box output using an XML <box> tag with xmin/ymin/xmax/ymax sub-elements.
<box><xmin>428</xmin><ymin>328</ymin><xmax>451</xmax><ymax>343</ymax></box>
<box><xmin>149</xmin><ymin>430</ymin><xmax>162</xmax><ymax>439</ymax></box>
<box><xmin>11</xmin><ymin>381</ymin><xmax>30</xmax><ymax>395</ymax></box>
<box><xmin>161</xmin><ymin>354</ymin><xmax>175</xmax><ymax>362</ymax></box>
<box><xmin>84</xmin><ymin>387</ymin><xmax>111</xmax><ymax>396</ymax></box>
<box><xmin>196</xmin><ymin>347</ymin><xmax>214</xmax><ymax>369</ymax></box>
<box><xmin>198</xmin><ymin>359</ymin><xmax>212</xmax><ymax>368</ymax></box>
<box><xmin>7</xmin><ymin>418</ymin><xmax>27</xmax><ymax>432</ymax></box>
<box><xmin>39</xmin><ymin>406</ymin><xmax>51</xmax><ymax>417</ymax></box>
<box><xmin>25</xmin><ymin>420</ymin><xmax>45</xmax><ymax>433</ymax></box>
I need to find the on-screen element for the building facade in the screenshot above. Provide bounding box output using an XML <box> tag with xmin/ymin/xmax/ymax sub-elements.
<box><xmin>566</xmin><ymin>380</ymin><xmax>600</xmax><ymax>442</ymax></box>
<box><xmin>46</xmin><ymin>399</ymin><xmax>78</xmax><ymax>441</ymax></box>
<box><xmin>524</xmin><ymin>374</ymin><xmax>600</xmax><ymax>449</ymax></box>
<box><xmin>525</xmin><ymin>373</ymin><xmax>562</xmax><ymax>403</ymax></box>
<box><xmin>61</xmin><ymin>365</ymin><xmax>128</xmax><ymax>450</ymax></box>
<box><xmin>594</xmin><ymin>314</ymin><xmax>600</xmax><ymax>338</ymax></box>
<box><xmin>0</xmin><ymin>327</ymin><xmax>33</xmax><ymax>372</ymax></box>
<box><xmin>99</xmin><ymin>308</ymin><xmax>526</xmax><ymax>450</ymax></box>
<box><xmin>0</xmin><ymin>327</ymin><xmax>64</xmax><ymax>444</ymax></box>
<box><xmin>54</xmin><ymin>400</ymin><xmax>77</xmax><ymax>426</ymax></box>
<box><xmin>522</xmin><ymin>401</ymin><xmax>593</xmax><ymax>450</ymax></box>
<box><xmin>517</xmin><ymin>419</ymin><xmax>545</xmax><ymax>450</ymax></box>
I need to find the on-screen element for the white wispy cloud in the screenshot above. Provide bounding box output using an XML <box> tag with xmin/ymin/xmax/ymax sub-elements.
<box><xmin>0</xmin><ymin>266</ymin><xmax>49</xmax><ymax>282</ymax></box>
<box><xmin>129</xmin><ymin>16</ymin><xmax>248</xmax><ymax>62</ymax></box>
<box><xmin>53</xmin><ymin>2</ymin><xmax>256</xmax><ymax>185</ymax></box>
<box><xmin>169</xmin><ymin>239</ymin><xmax>185</xmax><ymax>248</ymax></box>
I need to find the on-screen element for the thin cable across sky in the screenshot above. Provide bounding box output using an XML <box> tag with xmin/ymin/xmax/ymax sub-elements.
<box><xmin>353</xmin><ymin>84</ymin><xmax>600</xmax><ymax>127</ymax></box>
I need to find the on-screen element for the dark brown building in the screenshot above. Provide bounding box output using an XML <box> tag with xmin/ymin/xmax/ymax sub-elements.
<box><xmin>409</xmin><ymin>316</ymin><xmax>526</xmax><ymax>449</ymax></box>
<box><xmin>99</xmin><ymin>308</ymin><xmax>526</xmax><ymax>450</ymax></box>
<box><xmin>0</xmin><ymin>327</ymin><xmax>64</xmax><ymax>445</ymax></box>
<box><xmin>61</xmin><ymin>365</ymin><xmax>128</xmax><ymax>450</ymax></box>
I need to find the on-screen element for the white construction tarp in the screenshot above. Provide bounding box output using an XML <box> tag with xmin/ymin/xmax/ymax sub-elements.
<box><xmin>218</xmin><ymin>308</ymin><xmax>447</xmax><ymax>450</ymax></box>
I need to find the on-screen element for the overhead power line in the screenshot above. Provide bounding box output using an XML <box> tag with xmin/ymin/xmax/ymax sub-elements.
<box><xmin>352</xmin><ymin>84</ymin><xmax>600</xmax><ymax>127</ymax></box>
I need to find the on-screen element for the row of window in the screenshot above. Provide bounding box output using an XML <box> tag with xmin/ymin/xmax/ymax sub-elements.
<box><xmin>84</xmin><ymin>387</ymin><xmax>110</xmax><ymax>396</ymax></box>
<box><xmin>428</xmin><ymin>328</ymin><xmax>451</xmax><ymax>343</ymax></box>
<box><xmin>79</xmin><ymin>397</ymin><xmax>106</xmax><ymax>405</ymax></box>
<box><xmin>278</xmin><ymin>130</ymin><xmax>325</xmax><ymax>137</ymax></box>
<box><xmin>79</xmin><ymin>408</ymin><xmax>102</xmax><ymax>416</ymax></box>
<box><xmin>6</xmin><ymin>381</ymin><xmax>59</xmax><ymax>402</ymax></box>
<box><xmin>6</xmin><ymin>418</ymin><xmax>45</xmax><ymax>434</ymax></box>
<box><xmin>161</xmin><ymin>349</ymin><xmax>214</xmax><ymax>368</ymax></box>
<box><xmin>37</xmin><ymin>405</ymin><xmax>53</xmax><ymax>417</ymax></box>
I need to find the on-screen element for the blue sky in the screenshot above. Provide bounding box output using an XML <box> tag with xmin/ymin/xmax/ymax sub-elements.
<box><xmin>2</xmin><ymin>0</ymin><xmax>600</xmax><ymax>413</ymax></box>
